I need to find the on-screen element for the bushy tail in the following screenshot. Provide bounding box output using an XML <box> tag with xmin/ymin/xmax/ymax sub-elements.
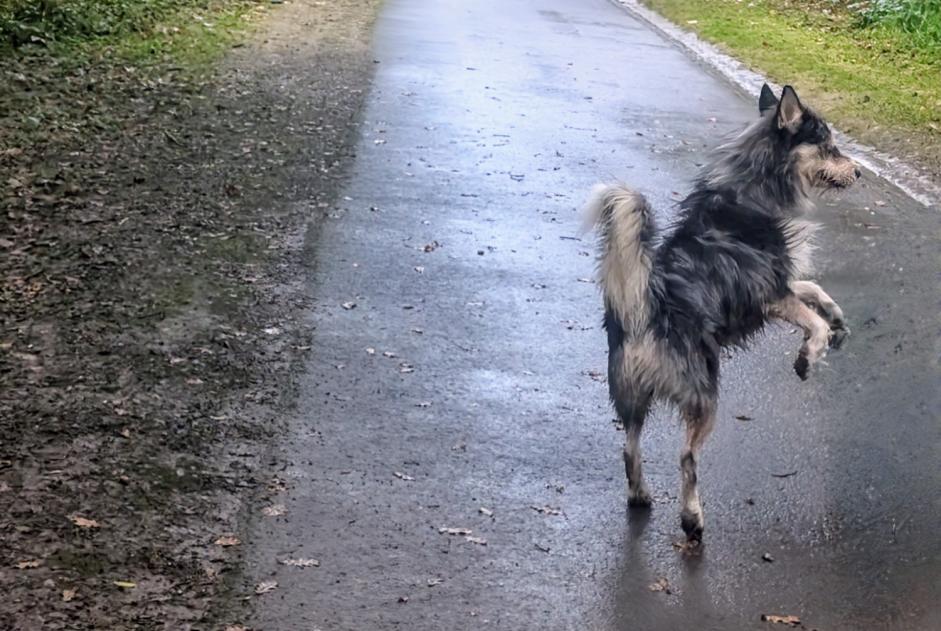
<box><xmin>581</xmin><ymin>183</ymin><xmax>658</xmax><ymax>333</ymax></box>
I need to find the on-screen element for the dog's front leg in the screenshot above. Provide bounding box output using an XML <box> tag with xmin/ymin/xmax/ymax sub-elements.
<box><xmin>790</xmin><ymin>280</ymin><xmax>849</xmax><ymax>347</ymax></box>
<box><xmin>770</xmin><ymin>293</ymin><xmax>832</xmax><ymax>380</ymax></box>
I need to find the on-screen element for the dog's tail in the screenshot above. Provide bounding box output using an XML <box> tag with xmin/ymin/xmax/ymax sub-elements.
<box><xmin>581</xmin><ymin>183</ymin><xmax>658</xmax><ymax>333</ymax></box>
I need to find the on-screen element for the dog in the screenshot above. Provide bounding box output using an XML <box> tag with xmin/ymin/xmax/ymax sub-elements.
<box><xmin>583</xmin><ymin>84</ymin><xmax>860</xmax><ymax>543</ymax></box>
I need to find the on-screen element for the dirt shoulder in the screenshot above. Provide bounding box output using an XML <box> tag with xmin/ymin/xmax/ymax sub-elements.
<box><xmin>0</xmin><ymin>0</ymin><xmax>380</xmax><ymax>627</ymax></box>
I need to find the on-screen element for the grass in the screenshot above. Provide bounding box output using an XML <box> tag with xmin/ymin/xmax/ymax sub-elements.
<box><xmin>640</xmin><ymin>0</ymin><xmax>941</xmax><ymax>173</ymax></box>
<box><xmin>1</xmin><ymin>0</ymin><xmax>264</xmax><ymax>67</ymax></box>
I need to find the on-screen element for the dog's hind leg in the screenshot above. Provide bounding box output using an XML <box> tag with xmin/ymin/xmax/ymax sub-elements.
<box><xmin>770</xmin><ymin>293</ymin><xmax>832</xmax><ymax>379</ymax></box>
<box><xmin>679</xmin><ymin>399</ymin><xmax>717</xmax><ymax>543</ymax></box>
<box><xmin>615</xmin><ymin>393</ymin><xmax>652</xmax><ymax>507</ymax></box>
<box><xmin>790</xmin><ymin>280</ymin><xmax>849</xmax><ymax>347</ymax></box>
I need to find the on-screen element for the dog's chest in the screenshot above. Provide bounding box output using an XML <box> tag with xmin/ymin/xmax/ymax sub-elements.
<box><xmin>782</xmin><ymin>219</ymin><xmax>819</xmax><ymax>280</ymax></box>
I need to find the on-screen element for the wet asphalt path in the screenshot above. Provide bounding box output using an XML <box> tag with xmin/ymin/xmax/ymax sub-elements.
<box><xmin>245</xmin><ymin>0</ymin><xmax>941</xmax><ymax>629</ymax></box>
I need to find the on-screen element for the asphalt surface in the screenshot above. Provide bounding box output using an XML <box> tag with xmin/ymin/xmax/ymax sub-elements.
<box><xmin>244</xmin><ymin>0</ymin><xmax>941</xmax><ymax>629</ymax></box>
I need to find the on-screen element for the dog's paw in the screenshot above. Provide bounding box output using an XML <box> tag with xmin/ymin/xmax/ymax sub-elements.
<box><xmin>628</xmin><ymin>487</ymin><xmax>652</xmax><ymax>508</ymax></box>
<box><xmin>794</xmin><ymin>353</ymin><xmax>810</xmax><ymax>381</ymax></box>
<box><xmin>829</xmin><ymin>323</ymin><xmax>850</xmax><ymax>349</ymax></box>
<box><xmin>680</xmin><ymin>510</ymin><xmax>704</xmax><ymax>543</ymax></box>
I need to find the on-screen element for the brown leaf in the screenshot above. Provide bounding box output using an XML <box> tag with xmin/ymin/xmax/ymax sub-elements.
<box><xmin>15</xmin><ymin>560</ymin><xmax>41</xmax><ymax>569</ymax></box>
<box><xmin>255</xmin><ymin>580</ymin><xmax>278</xmax><ymax>595</ymax></box>
<box><xmin>530</xmin><ymin>505</ymin><xmax>562</xmax><ymax>516</ymax></box>
<box><xmin>70</xmin><ymin>515</ymin><xmax>100</xmax><ymax>529</ymax></box>
<box><xmin>261</xmin><ymin>504</ymin><xmax>287</xmax><ymax>517</ymax></box>
<box><xmin>281</xmin><ymin>558</ymin><xmax>319</xmax><ymax>568</ymax></box>
<box><xmin>214</xmin><ymin>535</ymin><xmax>241</xmax><ymax>547</ymax></box>
<box><xmin>761</xmin><ymin>614</ymin><xmax>801</xmax><ymax>626</ymax></box>
<box><xmin>61</xmin><ymin>589</ymin><xmax>76</xmax><ymax>602</ymax></box>
<box><xmin>648</xmin><ymin>577</ymin><xmax>671</xmax><ymax>593</ymax></box>
<box><xmin>439</xmin><ymin>527</ymin><xmax>472</xmax><ymax>536</ymax></box>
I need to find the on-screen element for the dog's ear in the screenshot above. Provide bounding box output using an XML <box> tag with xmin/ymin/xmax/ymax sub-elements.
<box><xmin>776</xmin><ymin>85</ymin><xmax>804</xmax><ymax>132</ymax></box>
<box><xmin>759</xmin><ymin>83</ymin><xmax>778</xmax><ymax>116</ymax></box>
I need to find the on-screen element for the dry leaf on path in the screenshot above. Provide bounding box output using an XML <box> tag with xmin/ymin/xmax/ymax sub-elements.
<box><xmin>439</xmin><ymin>527</ymin><xmax>472</xmax><ymax>536</ymax></box>
<box><xmin>478</xmin><ymin>507</ymin><xmax>493</xmax><ymax>517</ymax></box>
<box><xmin>761</xmin><ymin>614</ymin><xmax>801</xmax><ymax>626</ymax></box>
<box><xmin>255</xmin><ymin>580</ymin><xmax>278</xmax><ymax>595</ymax></box>
<box><xmin>261</xmin><ymin>504</ymin><xmax>287</xmax><ymax>517</ymax></box>
<box><xmin>530</xmin><ymin>505</ymin><xmax>562</xmax><ymax>516</ymax></box>
<box><xmin>341</xmin><ymin>301</ymin><xmax>357</xmax><ymax>310</ymax></box>
<box><xmin>648</xmin><ymin>577</ymin><xmax>671</xmax><ymax>593</ymax></box>
<box><xmin>399</xmin><ymin>363</ymin><xmax>414</xmax><ymax>373</ymax></box>
<box><xmin>70</xmin><ymin>516</ymin><xmax>100</xmax><ymax>529</ymax></box>
<box><xmin>15</xmin><ymin>560</ymin><xmax>41</xmax><ymax>569</ymax></box>
<box><xmin>465</xmin><ymin>536</ymin><xmax>487</xmax><ymax>546</ymax></box>
<box><xmin>281</xmin><ymin>558</ymin><xmax>319</xmax><ymax>568</ymax></box>
<box><xmin>61</xmin><ymin>589</ymin><xmax>76</xmax><ymax>602</ymax></box>
<box><xmin>365</xmin><ymin>347</ymin><xmax>376</xmax><ymax>355</ymax></box>
<box><xmin>382</xmin><ymin>351</ymin><xmax>397</xmax><ymax>358</ymax></box>
<box><xmin>426</xmin><ymin>578</ymin><xmax>443</xmax><ymax>586</ymax></box>
<box><xmin>113</xmin><ymin>581</ymin><xmax>136</xmax><ymax>589</ymax></box>
<box><xmin>214</xmin><ymin>535</ymin><xmax>241</xmax><ymax>547</ymax></box>
<box><xmin>393</xmin><ymin>471</ymin><xmax>414</xmax><ymax>481</ymax></box>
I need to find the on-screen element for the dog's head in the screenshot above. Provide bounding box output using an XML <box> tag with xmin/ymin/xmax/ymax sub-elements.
<box><xmin>759</xmin><ymin>84</ymin><xmax>860</xmax><ymax>191</ymax></box>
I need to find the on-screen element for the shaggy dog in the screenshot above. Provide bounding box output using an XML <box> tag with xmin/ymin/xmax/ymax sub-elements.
<box><xmin>583</xmin><ymin>85</ymin><xmax>860</xmax><ymax>542</ymax></box>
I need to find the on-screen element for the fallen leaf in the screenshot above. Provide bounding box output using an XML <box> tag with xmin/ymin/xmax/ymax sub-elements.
<box><xmin>439</xmin><ymin>527</ymin><xmax>472</xmax><ymax>536</ymax></box>
<box><xmin>70</xmin><ymin>516</ymin><xmax>100</xmax><ymax>529</ymax></box>
<box><xmin>255</xmin><ymin>580</ymin><xmax>278</xmax><ymax>595</ymax></box>
<box><xmin>465</xmin><ymin>536</ymin><xmax>487</xmax><ymax>545</ymax></box>
<box><xmin>15</xmin><ymin>560</ymin><xmax>41</xmax><ymax>569</ymax></box>
<box><xmin>530</xmin><ymin>505</ymin><xmax>562</xmax><ymax>516</ymax></box>
<box><xmin>365</xmin><ymin>347</ymin><xmax>376</xmax><ymax>355</ymax></box>
<box><xmin>771</xmin><ymin>471</ymin><xmax>798</xmax><ymax>478</ymax></box>
<box><xmin>427</xmin><ymin>578</ymin><xmax>443</xmax><ymax>586</ymax></box>
<box><xmin>761</xmin><ymin>614</ymin><xmax>801</xmax><ymax>626</ymax></box>
<box><xmin>382</xmin><ymin>351</ymin><xmax>397</xmax><ymax>358</ymax></box>
<box><xmin>411</xmin><ymin>328</ymin><xmax>424</xmax><ymax>334</ymax></box>
<box><xmin>735</xmin><ymin>414</ymin><xmax>754</xmax><ymax>421</ymax></box>
<box><xmin>61</xmin><ymin>589</ymin><xmax>76</xmax><ymax>602</ymax></box>
<box><xmin>393</xmin><ymin>471</ymin><xmax>414</xmax><ymax>481</ymax></box>
<box><xmin>399</xmin><ymin>363</ymin><xmax>414</xmax><ymax>373</ymax></box>
<box><xmin>214</xmin><ymin>535</ymin><xmax>241</xmax><ymax>547</ymax></box>
<box><xmin>534</xmin><ymin>542</ymin><xmax>551</xmax><ymax>553</ymax></box>
<box><xmin>762</xmin><ymin>552</ymin><xmax>775</xmax><ymax>563</ymax></box>
<box><xmin>261</xmin><ymin>504</ymin><xmax>287</xmax><ymax>517</ymax></box>
<box><xmin>398</xmin><ymin>595</ymin><xmax>409</xmax><ymax>603</ymax></box>
<box><xmin>281</xmin><ymin>558</ymin><xmax>319</xmax><ymax>568</ymax></box>
<box><xmin>648</xmin><ymin>577</ymin><xmax>671</xmax><ymax>593</ymax></box>
<box><xmin>341</xmin><ymin>301</ymin><xmax>357</xmax><ymax>310</ymax></box>
<box><xmin>479</xmin><ymin>507</ymin><xmax>493</xmax><ymax>517</ymax></box>
<box><xmin>262</xmin><ymin>326</ymin><xmax>281</xmax><ymax>336</ymax></box>
<box><xmin>414</xmin><ymin>266</ymin><xmax>425</xmax><ymax>273</ymax></box>
<box><xmin>113</xmin><ymin>581</ymin><xmax>136</xmax><ymax>589</ymax></box>
<box><xmin>186</xmin><ymin>377</ymin><xmax>203</xmax><ymax>385</ymax></box>
<box><xmin>577</xmin><ymin>277</ymin><xmax>593</xmax><ymax>283</ymax></box>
